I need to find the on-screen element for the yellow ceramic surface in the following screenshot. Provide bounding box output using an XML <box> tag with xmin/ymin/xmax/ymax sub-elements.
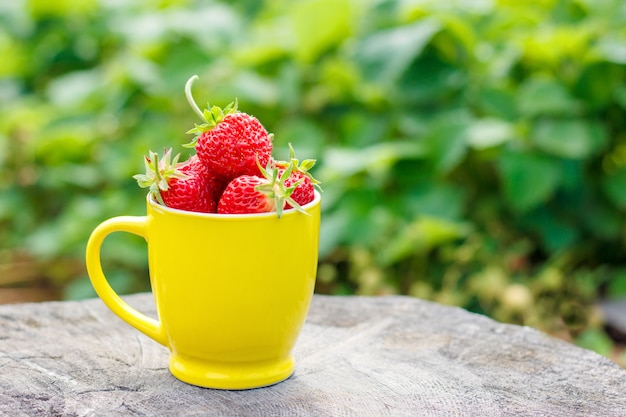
<box><xmin>86</xmin><ymin>191</ymin><xmax>321</xmax><ymax>389</ymax></box>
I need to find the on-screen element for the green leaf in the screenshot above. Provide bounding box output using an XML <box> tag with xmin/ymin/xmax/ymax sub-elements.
<box><xmin>226</xmin><ymin>72</ymin><xmax>278</xmax><ymax>106</ymax></box>
<box><xmin>403</xmin><ymin>183</ymin><xmax>466</xmax><ymax>220</ymax></box>
<box><xmin>606</xmin><ymin>270</ymin><xmax>626</xmax><ymax>298</ymax></box>
<box><xmin>321</xmin><ymin>141</ymin><xmax>426</xmax><ymax>181</ymax></box>
<box><xmin>478</xmin><ymin>88</ymin><xmax>519</xmax><ymax>120</ymax></box>
<box><xmin>291</xmin><ymin>0</ymin><xmax>353</xmax><ymax>63</ymax></box>
<box><xmin>0</xmin><ymin>31</ymin><xmax>27</xmax><ymax>77</ymax></box>
<box><xmin>497</xmin><ymin>151</ymin><xmax>561</xmax><ymax>212</ymax></box>
<box><xmin>437</xmin><ymin>14</ymin><xmax>478</xmax><ymax>56</ymax></box>
<box><xmin>595</xmin><ymin>34</ymin><xmax>626</xmax><ymax>64</ymax></box>
<box><xmin>575</xmin><ymin>62</ymin><xmax>623</xmax><ymax>109</ymax></box>
<box><xmin>582</xmin><ymin>201</ymin><xmax>623</xmax><ymax>240</ymax></box>
<box><xmin>602</xmin><ymin>169</ymin><xmax>626</xmax><ymax>210</ymax></box>
<box><xmin>466</xmin><ymin>118</ymin><xmax>514</xmax><ymax>150</ymax></box>
<box><xmin>523</xmin><ymin>208</ymin><xmax>580</xmax><ymax>252</ymax></box>
<box><xmin>614</xmin><ymin>85</ymin><xmax>626</xmax><ymax>109</ymax></box>
<box><xmin>423</xmin><ymin>110</ymin><xmax>471</xmax><ymax>173</ymax></box>
<box><xmin>517</xmin><ymin>78</ymin><xmax>581</xmax><ymax>117</ymax></box>
<box><xmin>353</xmin><ymin>18</ymin><xmax>441</xmax><ymax>83</ymax></box>
<box><xmin>530</xmin><ymin>119</ymin><xmax>608</xmax><ymax>159</ymax></box>
<box><xmin>379</xmin><ymin>216</ymin><xmax>471</xmax><ymax>266</ymax></box>
<box><xmin>576</xmin><ymin>329</ymin><xmax>614</xmax><ymax>357</ymax></box>
<box><xmin>319</xmin><ymin>209</ymin><xmax>350</xmax><ymax>258</ymax></box>
<box><xmin>397</xmin><ymin>54</ymin><xmax>465</xmax><ymax>105</ymax></box>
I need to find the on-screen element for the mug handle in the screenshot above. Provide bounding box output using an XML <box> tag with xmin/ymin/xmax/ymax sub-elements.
<box><xmin>85</xmin><ymin>216</ymin><xmax>167</xmax><ymax>346</ymax></box>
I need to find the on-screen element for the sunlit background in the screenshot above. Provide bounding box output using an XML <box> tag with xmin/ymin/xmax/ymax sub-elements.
<box><xmin>1</xmin><ymin>0</ymin><xmax>626</xmax><ymax>364</ymax></box>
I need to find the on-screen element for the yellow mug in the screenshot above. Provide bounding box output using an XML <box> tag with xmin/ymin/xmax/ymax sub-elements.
<box><xmin>85</xmin><ymin>191</ymin><xmax>320</xmax><ymax>390</ymax></box>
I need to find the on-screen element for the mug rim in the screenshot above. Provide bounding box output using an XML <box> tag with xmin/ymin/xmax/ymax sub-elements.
<box><xmin>147</xmin><ymin>190</ymin><xmax>321</xmax><ymax>219</ymax></box>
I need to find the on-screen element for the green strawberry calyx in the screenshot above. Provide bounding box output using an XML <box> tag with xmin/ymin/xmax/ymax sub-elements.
<box><xmin>183</xmin><ymin>74</ymin><xmax>238</xmax><ymax>148</ymax></box>
<box><xmin>133</xmin><ymin>148</ymin><xmax>189</xmax><ymax>206</ymax></box>
<box><xmin>283</xmin><ymin>143</ymin><xmax>323</xmax><ymax>193</ymax></box>
<box><xmin>255</xmin><ymin>158</ymin><xmax>308</xmax><ymax>218</ymax></box>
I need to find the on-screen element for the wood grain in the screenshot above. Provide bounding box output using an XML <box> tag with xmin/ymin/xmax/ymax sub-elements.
<box><xmin>1</xmin><ymin>294</ymin><xmax>625</xmax><ymax>416</ymax></box>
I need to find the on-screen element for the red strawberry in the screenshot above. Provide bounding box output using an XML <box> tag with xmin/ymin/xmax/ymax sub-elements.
<box><xmin>184</xmin><ymin>76</ymin><xmax>272</xmax><ymax>182</ymax></box>
<box><xmin>133</xmin><ymin>149</ymin><xmax>217</xmax><ymax>213</ymax></box>
<box><xmin>280</xmin><ymin>168</ymin><xmax>314</xmax><ymax>208</ymax></box>
<box><xmin>276</xmin><ymin>144</ymin><xmax>322</xmax><ymax>208</ymax></box>
<box><xmin>217</xmin><ymin>175</ymin><xmax>276</xmax><ymax>215</ymax></box>
<box><xmin>196</xmin><ymin>111</ymin><xmax>272</xmax><ymax>180</ymax></box>
<box><xmin>217</xmin><ymin>159</ymin><xmax>312</xmax><ymax>217</ymax></box>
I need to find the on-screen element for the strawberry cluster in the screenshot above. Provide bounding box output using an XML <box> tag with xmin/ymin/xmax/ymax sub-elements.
<box><xmin>133</xmin><ymin>75</ymin><xmax>321</xmax><ymax>217</ymax></box>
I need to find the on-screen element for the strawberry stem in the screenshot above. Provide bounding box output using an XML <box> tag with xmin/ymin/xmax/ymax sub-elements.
<box><xmin>183</xmin><ymin>74</ymin><xmax>239</xmax><ymax>147</ymax></box>
<box><xmin>185</xmin><ymin>74</ymin><xmax>205</xmax><ymax>121</ymax></box>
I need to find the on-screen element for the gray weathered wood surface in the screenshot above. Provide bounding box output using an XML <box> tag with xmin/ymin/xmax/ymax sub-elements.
<box><xmin>1</xmin><ymin>294</ymin><xmax>625</xmax><ymax>416</ymax></box>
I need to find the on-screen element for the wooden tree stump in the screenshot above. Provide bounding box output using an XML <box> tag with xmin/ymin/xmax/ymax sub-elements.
<box><xmin>1</xmin><ymin>294</ymin><xmax>625</xmax><ymax>416</ymax></box>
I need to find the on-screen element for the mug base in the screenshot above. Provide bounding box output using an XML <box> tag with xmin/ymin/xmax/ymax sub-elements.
<box><xmin>168</xmin><ymin>353</ymin><xmax>296</xmax><ymax>390</ymax></box>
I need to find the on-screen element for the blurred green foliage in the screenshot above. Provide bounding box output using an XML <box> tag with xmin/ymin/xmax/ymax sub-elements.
<box><xmin>2</xmin><ymin>0</ymin><xmax>626</xmax><ymax>360</ymax></box>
